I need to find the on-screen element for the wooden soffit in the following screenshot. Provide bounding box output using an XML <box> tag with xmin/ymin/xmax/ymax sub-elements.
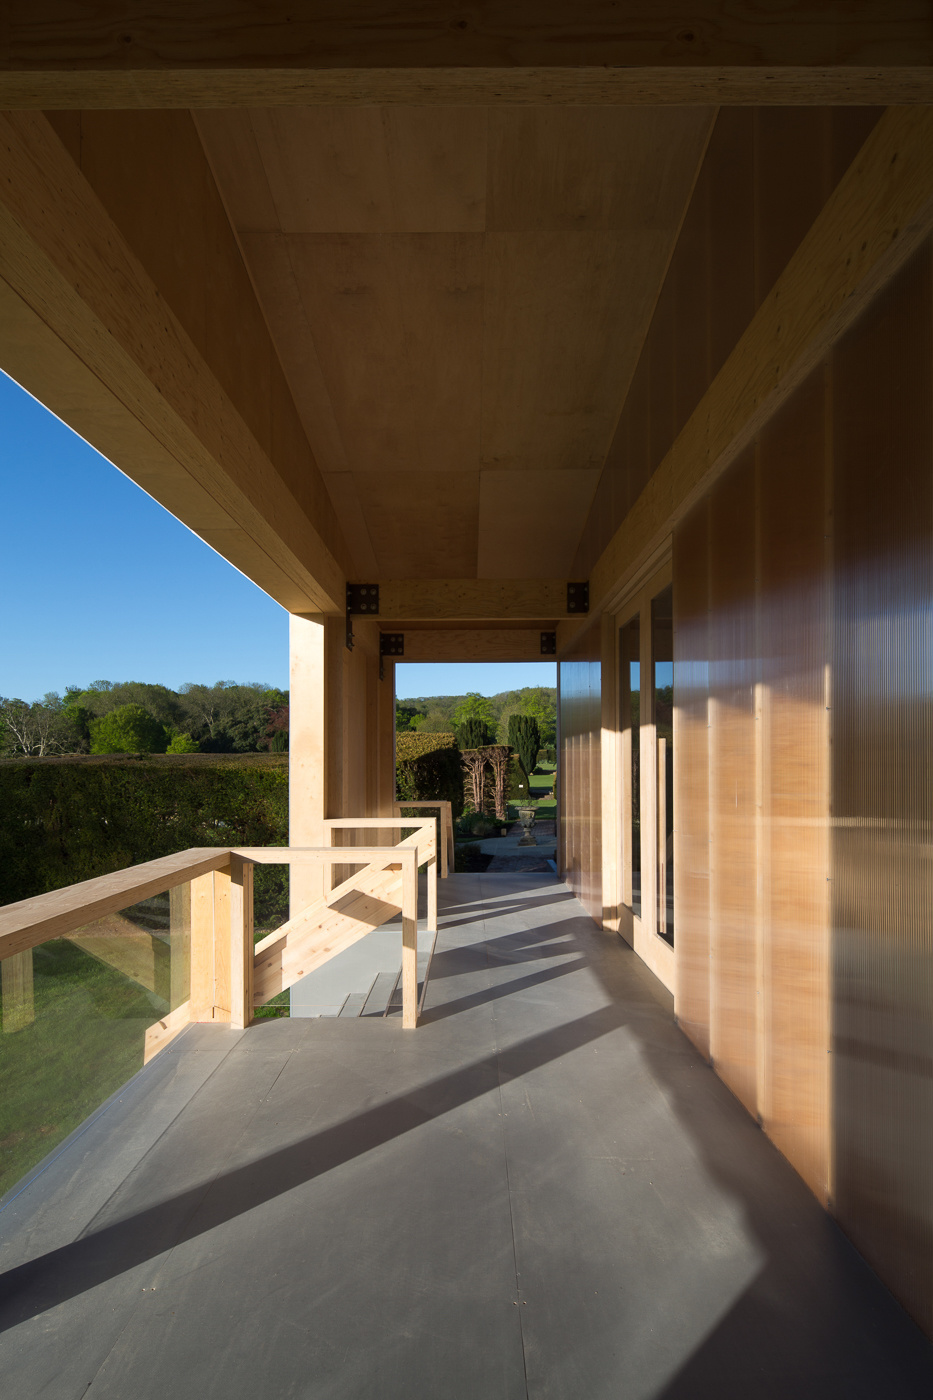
<box><xmin>1</xmin><ymin>5</ymin><xmax>932</xmax><ymax>106</ymax></box>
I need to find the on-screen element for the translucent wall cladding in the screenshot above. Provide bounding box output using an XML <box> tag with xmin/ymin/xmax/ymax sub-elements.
<box><xmin>559</xmin><ymin>626</ymin><xmax>602</xmax><ymax>924</ymax></box>
<box><xmin>672</xmin><ymin>239</ymin><xmax>933</xmax><ymax>1340</ymax></box>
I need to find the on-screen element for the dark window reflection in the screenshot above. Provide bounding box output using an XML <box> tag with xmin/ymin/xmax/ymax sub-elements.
<box><xmin>652</xmin><ymin>585</ymin><xmax>674</xmax><ymax>945</ymax></box>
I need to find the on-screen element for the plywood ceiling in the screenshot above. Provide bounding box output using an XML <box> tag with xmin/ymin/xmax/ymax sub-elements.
<box><xmin>196</xmin><ymin>106</ymin><xmax>712</xmax><ymax>580</ymax></box>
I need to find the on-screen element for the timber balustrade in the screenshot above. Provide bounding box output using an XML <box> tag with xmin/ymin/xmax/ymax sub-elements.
<box><xmin>391</xmin><ymin>801</ymin><xmax>455</xmax><ymax>878</ymax></box>
<box><xmin>0</xmin><ymin>818</ymin><xmax>440</xmax><ymax>1068</ymax></box>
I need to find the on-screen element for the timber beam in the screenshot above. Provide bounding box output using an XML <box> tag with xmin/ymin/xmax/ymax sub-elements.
<box><xmin>582</xmin><ymin>104</ymin><xmax>933</xmax><ymax>629</ymax></box>
<box><xmin>0</xmin><ymin>110</ymin><xmax>348</xmax><ymax>614</ymax></box>
<box><xmin>377</xmin><ymin>580</ymin><xmax>569</xmax><ymax>622</ymax></box>
<box><xmin>384</xmin><ymin>629</ymin><xmax>552</xmax><ymax>663</ymax></box>
<box><xmin>0</xmin><ymin>6</ymin><xmax>932</xmax><ymax>107</ymax></box>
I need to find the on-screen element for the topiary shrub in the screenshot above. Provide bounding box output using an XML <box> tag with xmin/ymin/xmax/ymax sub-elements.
<box><xmin>508</xmin><ymin>714</ymin><xmax>541</xmax><ymax>787</ymax></box>
<box><xmin>395</xmin><ymin>732</ymin><xmax>464</xmax><ymax>816</ymax></box>
<box><xmin>456</xmin><ymin>717</ymin><xmax>495</xmax><ymax>749</ymax></box>
<box><xmin>508</xmin><ymin>754</ymin><xmax>530</xmax><ymax>802</ymax></box>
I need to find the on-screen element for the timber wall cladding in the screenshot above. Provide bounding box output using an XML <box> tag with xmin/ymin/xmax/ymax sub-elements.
<box><xmin>673</xmin><ymin>241</ymin><xmax>933</xmax><ymax>1339</ymax></box>
<box><xmin>574</xmin><ymin>106</ymin><xmax>881</xmax><ymax>579</ymax></box>
<box><xmin>559</xmin><ymin>628</ymin><xmax>602</xmax><ymax>924</ymax></box>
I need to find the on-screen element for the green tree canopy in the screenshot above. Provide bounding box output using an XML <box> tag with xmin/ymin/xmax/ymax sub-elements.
<box><xmin>451</xmin><ymin>691</ymin><xmax>497</xmax><ymax>729</ymax></box>
<box><xmin>165</xmin><ymin>732</ymin><xmax>200</xmax><ymax>754</ymax></box>
<box><xmin>90</xmin><ymin>704</ymin><xmax>168</xmax><ymax>754</ymax></box>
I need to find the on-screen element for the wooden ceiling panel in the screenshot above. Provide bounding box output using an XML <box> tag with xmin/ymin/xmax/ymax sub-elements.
<box><xmin>247</xmin><ymin>107</ymin><xmax>487</xmax><ymax>233</ymax></box>
<box><xmin>481</xmin><ymin>230</ymin><xmax>669</xmax><ymax>470</ymax></box>
<box><xmin>477</xmin><ymin>468</ymin><xmax>601</xmax><ymax>578</ymax></box>
<box><xmin>286</xmin><ymin>232</ymin><xmax>484</xmax><ymax>475</ymax></box>
<box><xmin>239</xmin><ymin>230</ymin><xmax>350</xmax><ymax>475</ymax></box>
<box><xmin>354</xmin><ymin>471</ymin><xmax>479</xmax><ymax>578</ymax></box>
<box><xmin>487</xmin><ymin>107</ymin><xmax>713</xmax><ymax>232</ymax></box>
<box><xmin>199</xmin><ymin>104</ymin><xmax>710</xmax><ymax>580</ymax></box>
<box><xmin>196</xmin><ymin>110</ymin><xmax>280</xmax><ymax>231</ymax></box>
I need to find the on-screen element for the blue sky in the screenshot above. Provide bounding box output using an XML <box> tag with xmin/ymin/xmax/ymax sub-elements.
<box><xmin>0</xmin><ymin>373</ymin><xmax>556</xmax><ymax>702</ymax></box>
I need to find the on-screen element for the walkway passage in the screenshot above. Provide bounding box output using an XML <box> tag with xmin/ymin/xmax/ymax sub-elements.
<box><xmin>1</xmin><ymin>874</ymin><xmax>931</xmax><ymax>1398</ymax></box>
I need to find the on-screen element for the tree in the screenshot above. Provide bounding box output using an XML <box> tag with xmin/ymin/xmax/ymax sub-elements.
<box><xmin>457</xmin><ymin>716</ymin><xmax>496</xmax><ymax>749</ymax></box>
<box><xmin>451</xmin><ymin>691</ymin><xmax>497</xmax><ymax>730</ymax></box>
<box><xmin>414</xmin><ymin>711</ymin><xmax>456</xmax><ymax>734</ymax></box>
<box><xmin>90</xmin><ymin>704</ymin><xmax>168</xmax><ymax>754</ymax></box>
<box><xmin>395</xmin><ymin>702</ymin><xmax>423</xmax><ymax>733</ymax></box>
<box><xmin>508</xmin><ymin>713</ymin><xmax>541</xmax><ymax>787</ymax></box>
<box><xmin>0</xmin><ymin>694</ymin><xmax>76</xmax><ymax>756</ymax></box>
<box><xmin>165</xmin><ymin>732</ymin><xmax>200</xmax><ymax>754</ymax></box>
<box><xmin>264</xmin><ymin>704</ymin><xmax>289</xmax><ymax>752</ymax></box>
<box><xmin>520</xmin><ymin>688</ymin><xmax>556</xmax><ymax>747</ymax></box>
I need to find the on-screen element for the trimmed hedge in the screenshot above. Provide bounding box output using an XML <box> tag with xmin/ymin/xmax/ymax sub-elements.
<box><xmin>396</xmin><ymin>732</ymin><xmax>464</xmax><ymax>816</ymax></box>
<box><xmin>0</xmin><ymin>753</ymin><xmax>289</xmax><ymax>925</ymax></box>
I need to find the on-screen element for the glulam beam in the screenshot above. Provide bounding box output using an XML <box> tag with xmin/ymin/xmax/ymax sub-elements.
<box><xmin>0</xmin><ymin>111</ymin><xmax>348</xmax><ymax>612</ymax></box>
<box><xmin>388</xmin><ymin>629</ymin><xmax>550</xmax><ymax>662</ymax></box>
<box><xmin>585</xmin><ymin>104</ymin><xmax>933</xmax><ymax>623</ymax></box>
<box><xmin>0</xmin><ymin>5</ymin><xmax>931</xmax><ymax>106</ymax></box>
<box><xmin>377</xmin><ymin>579</ymin><xmax>566</xmax><ymax>622</ymax></box>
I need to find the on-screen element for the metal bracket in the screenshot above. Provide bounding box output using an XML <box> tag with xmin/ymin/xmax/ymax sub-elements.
<box><xmin>346</xmin><ymin>583</ymin><xmax>380</xmax><ymax>651</ymax></box>
<box><xmin>379</xmin><ymin>632</ymin><xmax>404</xmax><ymax>680</ymax></box>
<box><xmin>347</xmin><ymin>583</ymin><xmax>380</xmax><ymax>616</ymax></box>
<box><xmin>567</xmin><ymin>581</ymin><xmax>589</xmax><ymax>614</ymax></box>
<box><xmin>540</xmin><ymin>631</ymin><xmax>557</xmax><ymax>655</ymax></box>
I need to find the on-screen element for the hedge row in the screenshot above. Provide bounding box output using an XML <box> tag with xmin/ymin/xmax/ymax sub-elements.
<box><xmin>395</xmin><ymin>732</ymin><xmax>464</xmax><ymax>816</ymax></box>
<box><xmin>0</xmin><ymin>754</ymin><xmax>289</xmax><ymax>924</ymax></box>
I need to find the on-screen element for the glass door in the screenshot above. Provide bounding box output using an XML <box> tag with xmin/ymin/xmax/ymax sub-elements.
<box><xmin>652</xmin><ymin>585</ymin><xmax>674</xmax><ymax>945</ymax></box>
<box><xmin>620</xmin><ymin>615</ymin><xmax>641</xmax><ymax>918</ymax></box>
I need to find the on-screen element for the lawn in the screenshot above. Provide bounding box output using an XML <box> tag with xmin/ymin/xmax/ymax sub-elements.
<box><xmin>509</xmin><ymin>763</ymin><xmax>557</xmax><ymax>820</ymax></box>
<box><xmin>0</xmin><ymin>938</ymin><xmax>162</xmax><ymax>1199</ymax></box>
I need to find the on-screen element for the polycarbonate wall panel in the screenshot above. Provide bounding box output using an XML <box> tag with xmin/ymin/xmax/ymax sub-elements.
<box><xmin>559</xmin><ymin>629</ymin><xmax>602</xmax><ymax>925</ymax></box>
<box><xmin>758</xmin><ymin>372</ymin><xmax>831</xmax><ymax>1200</ymax></box>
<box><xmin>672</xmin><ymin>241</ymin><xmax>933</xmax><ymax>1335</ymax></box>
<box><xmin>831</xmin><ymin>244</ymin><xmax>933</xmax><ymax>1334</ymax></box>
<box><xmin>707</xmin><ymin>448</ymin><xmax>759</xmax><ymax>1117</ymax></box>
<box><xmin>672</xmin><ymin>505</ymin><xmax>710</xmax><ymax>1059</ymax></box>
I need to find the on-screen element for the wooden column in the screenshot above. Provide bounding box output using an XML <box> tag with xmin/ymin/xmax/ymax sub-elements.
<box><xmin>289</xmin><ymin>613</ymin><xmax>329</xmax><ymax>914</ymax></box>
<box><xmin>401</xmin><ymin>851</ymin><xmax>419</xmax><ymax>1030</ymax></box>
<box><xmin>229</xmin><ymin>855</ymin><xmax>254</xmax><ymax>1031</ymax></box>
<box><xmin>378</xmin><ymin>657</ymin><xmax>397</xmax><ymax>818</ymax></box>
<box><xmin>1</xmin><ymin>951</ymin><xmax>34</xmax><ymax>1033</ymax></box>
<box><xmin>189</xmin><ymin>864</ymin><xmax>232</xmax><ymax>1022</ymax></box>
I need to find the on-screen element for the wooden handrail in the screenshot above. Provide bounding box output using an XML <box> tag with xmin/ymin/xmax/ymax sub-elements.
<box><xmin>0</xmin><ymin>847</ymin><xmax>232</xmax><ymax>959</ymax></box>
<box><xmin>392</xmin><ymin>801</ymin><xmax>455</xmax><ymax>877</ymax></box>
<box><xmin>1</xmin><ymin>826</ymin><xmax>432</xmax><ymax>1048</ymax></box>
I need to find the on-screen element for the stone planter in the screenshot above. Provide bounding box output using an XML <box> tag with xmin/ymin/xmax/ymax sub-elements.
<box><xmin>517</xmin><ymin>806</ymin><xmax>537</xmax><ymax>847</ymax></box>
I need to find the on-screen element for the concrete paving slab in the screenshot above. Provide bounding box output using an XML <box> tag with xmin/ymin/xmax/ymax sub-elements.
<box><xmin>0</xmin><ymin>872</ymin><xmax>930</xmax><ymax>1399</ymax></box>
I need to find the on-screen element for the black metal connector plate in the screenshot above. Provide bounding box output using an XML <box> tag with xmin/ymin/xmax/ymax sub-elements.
<box><xmin>346</xmin><ymin>583</ymin><xmax>380</xmax><ymax>615</ymax></box>
<box><xmin>567</xmin><ymin>581</ymin><xmax>589</xmax><ymax>614</ymax></box>
<box><xmin>540</xmin><ymin>631</ymin><xmax>557</xmax><ymax>655</ymax></box>
<box><xmin>380</xmin><ymin>633</ymin><xmax>404</xmax><ymax>657</ymax></box>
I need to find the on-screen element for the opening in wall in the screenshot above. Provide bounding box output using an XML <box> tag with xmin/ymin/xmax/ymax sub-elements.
<box><xmin>620</xmin><ymin>615</ymin><xmax>641</xmax><ymax>918</ymax></box>
<box><xmin>652</xmin><ymin>585</ymin><xmax>674</xmax><ymax>947</ymax></box>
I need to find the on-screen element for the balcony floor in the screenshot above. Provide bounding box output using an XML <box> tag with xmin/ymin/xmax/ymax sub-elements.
<box><xmin>1</xmin><ymin>873</ymin><xmax>931</xmax><ymax>1399</ymax></box>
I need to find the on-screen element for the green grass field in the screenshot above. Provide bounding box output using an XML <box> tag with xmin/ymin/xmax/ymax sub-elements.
<box><xmin>509</xmin><ymin>764</ymin><xmax>557</xmax><ymax>819</ymax></box>
<box><xmin>0</xmin><ymin>939</ymin><xmax>162</xmax><ymax>1199</ymax></box>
